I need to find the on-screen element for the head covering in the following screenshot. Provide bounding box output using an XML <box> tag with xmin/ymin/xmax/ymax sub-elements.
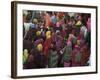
<box><xmin>37</xmin><ymin>44</ymin><xmax>43</xmax><ymax>52</ymax></box>
<box><xmin>76</xmin><ymin>21</ymin><xmax>82</xmax><ymax>26</ymax></box>
<box><xmin>56</xmin><ymin>30</ymin><xmax>60</xmax><ymax>35</ymax></box>
<box><xmin>23</xmin><ymin>49</ymin><xmax>29</xmax><ymax>63</ymax></box>
<box><xmin>34</xmin><ymin>39</ymin><xmax>44</xmax><ymax>47</ymax></box>
<box><xmin>46</xmin><ymin>31</ymin><xmax>51</xmax><ymax>37</ymax></box>
<box><xmin>24</xmin><ymin>49</ymin><xmax>28</xmax><ymax>53</ymax></box>
<box><xmin>68</xmin><ymin>12</ymin><xmax>75</xmax><ymax>17</ymax></box>
<box><xmin>23</xmin><ymin>10</ymin><xmax>28</xmax><ymax>16</ymax></box>
<box><xmin>33</xmin><ymin>18</ymin><xmax>38</xmax><ymax>23</ymax></box>
<box><xmin>36</xmin><ymin>31</ymin><xmax>41</xmax><ymax>36</ymax></box>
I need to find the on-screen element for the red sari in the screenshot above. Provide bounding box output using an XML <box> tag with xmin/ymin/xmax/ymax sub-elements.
<box><xmin>43</xmin><ymin>38</ymin><xmax>52</xmax><ymax>56</ymax></box>
<box><xmin>44</xmin><ymin>13</ymin><xmax>51</xmax><ymax>28</ymax></box>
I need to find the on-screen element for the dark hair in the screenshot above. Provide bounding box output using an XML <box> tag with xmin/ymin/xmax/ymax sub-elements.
<box><xmin>46</xmin><ymin>11</ymin><xmax>52</xmax><ymax>16</ymax></box>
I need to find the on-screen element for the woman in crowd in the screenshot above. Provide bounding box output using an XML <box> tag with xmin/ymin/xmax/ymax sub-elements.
<box><xmin>23</xmin><ymin>10</ymin><xmax>91</xmax><ymax>69</ymax></box>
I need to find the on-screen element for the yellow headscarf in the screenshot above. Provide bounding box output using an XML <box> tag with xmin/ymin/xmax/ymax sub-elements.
<box><xmin>37</xmin><ymin>44</ymin><xmax>43</xmax><ymax>52</ymax></box>
<box><xmin>76</xmin><ymin>21</ymin><xmax>82</xmax><ymax>26</ymax></box>
<box><xmin>33</xmin><ymin>18</ymin><xmax>38</xmax><ymax>23</ymax></box>
<box><xmin>36</xmin><ymin>31</ymin><xmax>41</xmax><ymax>36</ymax></box>
<box><xmin>46</xmin><ymin>31</ymin><xmax>51</xmax><ymax>37</ymax></box>
<box><xmin>23</xmin><ymin>49</ymin><xmax>29</xmax><ymax>63</ymax></box>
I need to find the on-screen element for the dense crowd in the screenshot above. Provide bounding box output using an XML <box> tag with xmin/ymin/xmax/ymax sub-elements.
<box><xmin>23</xmin><ymin>10</ymin><xmax>91</xmax><ymax>69</ymax></box>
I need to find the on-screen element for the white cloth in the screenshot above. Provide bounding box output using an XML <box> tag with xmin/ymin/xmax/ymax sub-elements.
<box><xmin>24</xmin><ymin>22</ymin><xmax>31</xmax><ymax>33</ymax></box>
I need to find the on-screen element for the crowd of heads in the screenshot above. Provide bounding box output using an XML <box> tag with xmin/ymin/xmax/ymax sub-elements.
<box><xmin>23</xmin><ymin>10</ymin><xmax>91</xmax><ymax>69</ymax></box>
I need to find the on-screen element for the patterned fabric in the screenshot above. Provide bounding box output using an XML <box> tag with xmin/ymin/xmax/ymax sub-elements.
<box><xmin>48</xmin><ymin>50</ymin><xmax>58</xmax><ymax>68</ymax></box>
<box><xmin>62</xmin><ymin>46</ymin><xmax>72</xmax><ymax>62</ymax></box>
<box><xmin>71</xmin><ymin>47</ymin><xmax>82</xmax><ymax>66</ymax></box>
<box><xmin>75</xmin><ymin>52</ymin><xmax>82</xmax><ymax>62</ymax></box>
